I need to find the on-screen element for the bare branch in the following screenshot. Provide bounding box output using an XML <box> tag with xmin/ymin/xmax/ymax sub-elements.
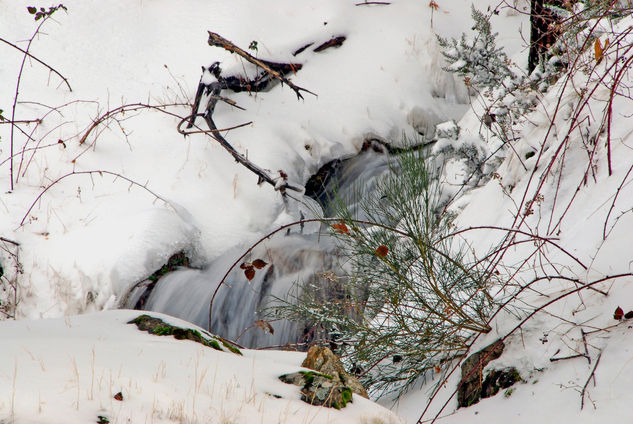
<box><xmin>0</xmin><ymin>36</ymin><xmax>72</xmax><ymax>92</ymax></box>
<box><xmin>581</xmin><ymin>351</ymin><xmax>602</xmax><ymax>410</ymax></box>
<box><xmin>19</xmin><ymin>170</ymin><xmax>177</xmax><ymax>227</ymax></box>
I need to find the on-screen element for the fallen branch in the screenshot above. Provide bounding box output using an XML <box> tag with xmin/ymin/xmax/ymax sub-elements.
<box><xmin>201</xmin><ymin>84</ymin><xmax>302</xmax><ymax>193</ymax></box>
<box><xmin>185</xmin><ymin>61</ymin><xmax>304</xmax><ymax>194</ymax></box>
<box><xmin>207</xmin><ymin>31</ymin><xmax>316</xmax><ymax>100</ymax></box>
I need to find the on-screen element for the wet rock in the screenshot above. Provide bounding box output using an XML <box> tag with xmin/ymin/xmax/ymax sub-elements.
<box><xmin>481</xmin><ymin>367</ymin><xmax>522</xmax><ymax>399</ymax></box>
<box><xmin>457</xmin><ymin>340</ymin><xmax>505</xmax><ymax>407</ymax></box>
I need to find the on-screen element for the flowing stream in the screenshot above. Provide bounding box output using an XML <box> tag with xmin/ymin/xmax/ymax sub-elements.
<box><xmin>124</xmin><ymin>146</ymin><xmax>393</xmax><ymax>348</ymax></box>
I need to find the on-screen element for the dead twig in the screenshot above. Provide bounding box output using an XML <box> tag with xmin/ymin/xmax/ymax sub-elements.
<box><xmin>9</xmin><ymin>19</ymin><xmax>47</xmax><ymax>191</ymax></box>
<box><xmin>0</xmin><ymin>37</ymin><xmax>72</xmax><ymax>92</ymax></box>
<box><xmin>79</xmin><ymin>102</ymin><xmax>188</xmax><ymax>146</ymax></box>
<box><xmin>177</xmin><ymin>117</ymin><xmax>252</xmax><ymax>136</ymax></box>
<box><xmin>581</xmin><ymin>350</ymin><xmax>602</xmax><ymax>410</ymax></box>
<box><xmin>550</xmin><ymin>353</ymin><xmax>588</xmax><ymax>362</ymax></box>
<box><xmin>0</xmin><ymin>119</ymin><xmax>41</xmax><ymax>125</ymax></box>
<box><xmin>0</xmin><ymin>237</ymin><xmax>20</xmax><ymax>246</ymax></box>
<box><xmin>7</xmin><ymin>7</ymin><xmax>68</xmax><ymax>191</ymax></box>
<box><xmin>550</xmin><ymin>328</ymin><xmax>592</xmax><ymax>363</ymax></box>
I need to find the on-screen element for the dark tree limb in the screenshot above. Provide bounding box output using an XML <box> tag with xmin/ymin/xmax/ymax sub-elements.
<box><xmin>185</xmin><ymin>33</ymin><xmax>315</xmax><ymax>194</ymax></box>
<box><xmin>528</xmin><ymin>0</ymin><xmax>562</xmax><ymax>73</ymax></box>
<box><xmin>313</xmin><ymin>36</ymin><xmax>346</xmax><ymax>52</ymax></box>
<box><xmin>207</xmin><ymin>31</ymin><xmax>316</xmax><ymax>99</ymax></box>
<box><xmin>202</xmin><ymin>86</ymin><xmax>302</xmax><ymax>193</ymax></box>
<box><xmin>0</xmin><ymin>237</ymin><xmax>20</xmax><ymax>246</ymax></box>
<box><xmin>185</xmin><ymin>80</ymin><xmax>301</xmax><ymax>193</ymax></box>
<box><xmin>528</xmin><ymin>0</ymin><xmax>544</xmax><ymax>73</ymax></box>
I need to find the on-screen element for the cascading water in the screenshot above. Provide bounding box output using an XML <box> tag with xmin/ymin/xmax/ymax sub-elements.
<box><xmin>125</xmin><ymin>146</ymin><xmax>393</xmax><ymax>348</ymax></box>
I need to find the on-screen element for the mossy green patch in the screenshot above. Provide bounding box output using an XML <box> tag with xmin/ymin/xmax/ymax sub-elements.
<box><xmin>148</xmin><ymin>252</ymin><xmax>190</xmax><ymax>282</ymax></box>
<box><xmin>207</xmin><ymin>339</ymin><xmax>222</xmax><ymax>351</ymax></box>
<box><xmin>151</xmin><ymin>325</ymin><xmax>173</xmax><ymax>336</ymax></box>
<box><xmin>129</xmin><ymin>314</ymin><xmax>242</xmax><ymax>355</ymax></box>
<box><xmin>299</xmin><ymin>370</ymin><xmax>333</xmax><ymax>385</ymax></box>
<box><xmin>221</xmin><ymin>339</ymin><xmax>243</xmax><ymax>355</ymax></box>
<box><xmin>341</xmin><ymin>387</ymin><xmax>352</xmax><ymax>404</ymax></box>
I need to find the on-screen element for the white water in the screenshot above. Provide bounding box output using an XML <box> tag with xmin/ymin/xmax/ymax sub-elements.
<box><xmin>130</xmin><ymin>149</ymin><xmax>392</xmax><ymax>348</ymax></box>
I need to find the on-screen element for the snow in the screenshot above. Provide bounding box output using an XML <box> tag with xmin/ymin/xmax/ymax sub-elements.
<box><xmin>0</xmin><ymin>310</ymin><xmax>403</xmax><ymax>423</ymax></box>
<box><xmin>2</xmin><ymin>0</ymin><xmax>633</xmax><ymax>423</ymax></box>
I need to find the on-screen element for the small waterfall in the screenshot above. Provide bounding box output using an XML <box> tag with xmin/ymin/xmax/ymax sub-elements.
<box><xmin>128</xmin><ymin>147</ymin><xmax>392</xmax><ymax>348</ymax></box>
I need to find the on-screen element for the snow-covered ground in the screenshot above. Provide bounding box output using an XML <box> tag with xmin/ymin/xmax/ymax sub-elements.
<box><xmin>2</xmin><ymin>0</ymin><xmax>633</xmax><ymax>423</ymax></box>
<box><xmin>0</xmin><ymin>310</ymin><xmax>403</xmax><ymax>423</ymax></box>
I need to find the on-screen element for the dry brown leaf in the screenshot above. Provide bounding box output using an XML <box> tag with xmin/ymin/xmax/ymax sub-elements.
<box><xmin>614</xmin><ymin>306</ymin><xmax>624</xmax><ymax>320</ymax></box>
<box><xmin>254</xmin><ymin>319</ymin><xmax>275</xmax><ymax>335</ymax></box>
<box><xmin>332</xmin><ymin>222</ymin><xmax>350</xmax><ymax>234</ymax></box>
<box><xmin>244</xmin><ymin>266</ymin><xmax>255</xmax><ymax>281</ymax></box>
<box><xmin>595</xmin><ymin>38</ymin><xmax>609</xmax><ymax>64</ymax></box>
<box><xmin>252</xmin><ymin>259</ymin><xmax>268</xmax><ymax>269</ymax></box>
<box><xmin>375</xmin><ymin>245</ymin><xmax>389</xmax><ymax>258</ymax></box>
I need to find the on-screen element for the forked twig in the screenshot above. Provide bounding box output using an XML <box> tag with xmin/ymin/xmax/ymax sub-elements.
<box><xmin>581</xmin><ymin>350</ymin><xmax>602</xmax><ymax>409</ymax></box>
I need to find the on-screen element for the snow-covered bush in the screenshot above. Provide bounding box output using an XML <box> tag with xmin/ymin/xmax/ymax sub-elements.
<box><xmin>437</xmin><ymin>7</ymin><xmax>539</xmax><ymax>160</ymax></box>
<box><xmin>437</xmin><ymin>6</ymin><xmax>516</xmax><ymax>91</ymax></box>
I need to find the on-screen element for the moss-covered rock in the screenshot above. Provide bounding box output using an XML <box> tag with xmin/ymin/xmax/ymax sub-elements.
<box><xmin>279</xmin><ymin>371</ymin><xmax>354</xmax><ymax>409</ymax></box>
<box><xmin>302</xmin><ymin>346</ymin><xmax>368</xmax><ymax>399</ymax></box>
<box><xmin>148</xmin><ymin>252</ymin><xmax>190</xmax><ymax>283</ymax></box>
<box><xmin>279</xmin><ymin>346</ymin><xmax>368</xmax><ymax>409</ymax></box>
<box><xmin>128</xmin><ymin>314</ymin><xmax>241</xmax><ymax>355</ymax></box>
